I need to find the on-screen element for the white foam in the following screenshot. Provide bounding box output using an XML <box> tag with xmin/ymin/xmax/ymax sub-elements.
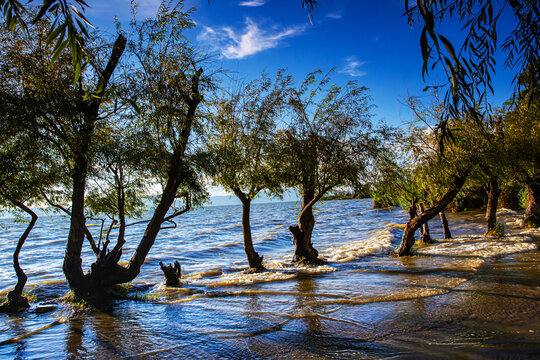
<box><xmin>265</xmin><ymin>260</ymin><xmax>338</xmax><ymax>274</ymax></box>
<box><xmin>191</xmin><ymin>271</ymin><xmax>296</xmax><ymax>287</ymax></box>
<box><xmin>319</xmin><ymin>230</ymin><xmax>395</xmax><ymax>262</ymax></box>
<box><xmin>417</xmin><ymin>234</ymin><xmax>536</xmax><ymax>258</ymax></box>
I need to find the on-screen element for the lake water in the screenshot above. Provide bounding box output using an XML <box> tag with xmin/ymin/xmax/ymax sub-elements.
<box><xmin>0</xmin><ymin>199</ymin><xmax>539</xmax><ymax>359</ymax></box>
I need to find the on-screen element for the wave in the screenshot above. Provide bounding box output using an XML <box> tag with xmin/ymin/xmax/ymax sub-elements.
<box><xmin>319</xmin><ymin>230</ymin><xmax>395</xmax><ymax>262</ymax></box>
<box><xmin>195</xmin><ymin>223</ymin><xmax>243</xmax><ymax>235</ymax></box>
<box><xmin>416</xmin><ymin>234</ymin><xmax>536</xmax><ymax>259</ymax></box>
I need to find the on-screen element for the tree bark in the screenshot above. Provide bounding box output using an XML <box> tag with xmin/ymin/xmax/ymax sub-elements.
<box><xmin>439</xmin><ymin>211</ymin><xmax>452</xmax><ymax>239</ymax></box>
<box><xmin>408</xmin><ymin>199</ymin><xmax>417</xmax><ymax>220</ymax></box>
<box><xmin>0</xmin><ymin>196</ymin><xmax>37</xmax><ymax>312</ymax></box>
<box><xmin>291</xmin><ymin>187</ymin><xmax>322</xmax><ymax>264</ymax></box>
<box><xmin>418</xmin><ymin>203</ymin><xmax>434</xmax><ymax>244</ymax></box>
<box><xmin>239</xmin><ymin>196</ymin><xmax>264</xmax><ymax>272</ymax></box>
<box><xmin>62</xmin><ymin>35</ymin><xmax>127</xmax><ymax>305</ymax></box>
<box><xmin>396</xmin><ymin>172</ymin><xmax>468</xmax><ymax>256</ymax></box>
<box><xmin>485</xmin><ymin>176</ymin><xmax>500</xmax><ymax>232</ymax></box>
<box><xmin>523</xmin><ymin>182</ymin><xmax>540</xmax><ymax>226</ymax></box>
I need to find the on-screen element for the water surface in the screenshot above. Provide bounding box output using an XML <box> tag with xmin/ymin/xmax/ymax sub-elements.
<box><xmin>1</xmin><ymin>199</ymin><xmax>539</xmax><ymax>359</ymax></box>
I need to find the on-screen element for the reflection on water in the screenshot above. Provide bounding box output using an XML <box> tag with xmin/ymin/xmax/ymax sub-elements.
<box><xmin>0</xmin><ymin>199</ymin><xmax>539</xmax><ymax>358</ymax></box>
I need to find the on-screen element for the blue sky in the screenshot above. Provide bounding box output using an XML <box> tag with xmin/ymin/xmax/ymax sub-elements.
<box><xmin>85</xmin><ymin>0</ymin><xmax>517</xmax><ymax>199</ymax></box>
<box><xmin>87</xmin><ymin>0</ymin><xmax>516</xmax><ymax>129</ymax></box>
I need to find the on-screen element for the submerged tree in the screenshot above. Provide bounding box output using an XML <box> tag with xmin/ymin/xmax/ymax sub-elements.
<box><xmin>204</xmin><ymin>71</ymin><xmax>291</xmax><ymax>272</ymax></box>
<box><xmin>0</xmin><ymin>3</ymin><xmax>210</xmax><ymax>306</ymax></box>
<box><xmin>394</xmin><ymin>96</ymin><xmax>483</xmax><ymax>256</ymax></box>
<box><xmin>278</xmin><ymin>70</ymin><xmax>383</xmax><ymax>263</ymax></box>
<box><xmin>499</xmin><ymin>75</ymin><xmax>540</xmax><ymax>227</ymax></box>
<box><xmin>0</xmin><ymin>19</ymin><xmax>74</xmax><ymax>311</ymax></box>
<box><xmin>0</xmin><ymin>126</ymin><xmax>54</xmax><ymax>312</ymax></box>
<box><xmin>63</xmin><ymin>3</ymin><xmax>210</xmax><ymax>303</ymax></box>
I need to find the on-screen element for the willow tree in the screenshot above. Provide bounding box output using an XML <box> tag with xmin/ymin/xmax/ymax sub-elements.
<box><xmin>394</xmin><ymin>96</ymin><xmax>492</xmax><ymax>256</ymax></box>
<box><xmin>278</xmin><ymin>70</ymin><xmax>382</xmax><ymax>263</ymax></box>
<box><xmin>0</xmin><ymin>17</ymin><xmax>79</xmax><ymax>310</ymax></box>
<box><xmin>499</xmin><ymin>76</ymin><xmax>540</xmax><ymax>227</ymax></box>
<box><xmin>204</xmin><ymin>71</ymin><xmax>291</xmax><ymax>272</ymax></box>
<box><xmin>0</xmin><ymin>116</ymin><xmax>57</xmax><ymax>312</ymax></box>
<box><xmin>0</xmin><ymin>3</ymin><xmax>209</xmax><ymax>306</ymax></box>
<box><xmin>66</xmin><ymin>3</ymin><xmax>210</xmax><ymax>302</ymax></box>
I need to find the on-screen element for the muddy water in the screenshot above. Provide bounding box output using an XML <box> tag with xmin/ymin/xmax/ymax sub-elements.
<box><xmin>0</xmin><ymin>199</ymin><xmax>539</xmax><ymax>359</ymax></box>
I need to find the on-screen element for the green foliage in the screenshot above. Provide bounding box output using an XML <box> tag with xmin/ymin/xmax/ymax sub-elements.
<box><xmin>130</xmin><ymin>291</ymin><xmax>160</xmax><ymax>302</ymax></box>
<box><xmin>403</xmin><ymin>0</ymin><xmax>539</xmax><ymax>143</ymax></box>
<box><xmin>276</xmin><ymin>69</ymin><xmax>383</xmax><ymax>205</ymax></box>
<box><xmin>62</xmin><ymin>290</ymin><xmax>90</xmax><ymax>309</ymax></box>
<box><xmin>498</xmin><ymin>88</ymin><xmax>540</xmax><ymax>186</ymax></box>
<box><xmin>203</xmin><ymin>70</ymin><xmax>291</xmax><ymax>201</ymax></box>
<box><xmin>22</xmin><ymin>286</ymin><xmax>37</xmax><ymax>303</ymax></box>
<box><xmin>371</xmin><ymin>93</ymin><xmax>490</xmax><ymax>218</ymax></box>
<box><xmin>518</xmin><ymin>187</ymin><xmax>529</xmax><ymax>210</ymax></box>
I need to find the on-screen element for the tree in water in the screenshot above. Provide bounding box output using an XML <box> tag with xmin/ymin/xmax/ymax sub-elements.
<box><xmin>0</xmin><ymin>20</ymin><xmax>71</xmax><ymax>311</ymax></box>
<box><xmin>393</xmin><ymin>95</ymin><xmax>484</xmax><ymax>256</ymax></box>
<box><xmin>0</xmin><ymin>3</ymin><xmax>210</xmax><ymax>307</ymax></box>
<box><xmin>439</xmin><ymin>211</ymin><xmax>452</xmax><ymax>239</ymax></box>
<box><xmin>277</xmin><ymin>70</ymin><xmax>383</xmax><ymax>263</ymax></box>
<box><xmin>0</xmin><ymin>131</ymin><xmax>51</xmax><ymax>312</ymax></box>
<box><xmin>65</xmin><ymin>3</ymin><xmax>211</xmax><ymax>305</ymax></box>
<box><xmin>499</xmin><ymin>67</ymin><xmax>540</xmax><ymax>227</ymax></box>
<box><xmin>203</xmin><ymin>70</ymin><xmax>291</xmax><ymax>272</ymax></box>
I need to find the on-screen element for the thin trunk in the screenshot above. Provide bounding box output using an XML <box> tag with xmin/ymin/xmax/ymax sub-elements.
<box><xmin>485</xmin><ymin>176</ymin><xmax>500</xmax><ymax>232</ymax></box>
<box><xmin>110</xmin><ymin>166</ymin><xmax>126</xmax><ymax>255</ymax></box>
<box><xmin>439</xmin><ymin>211</ymin><xmax>452</xmax><ymax>239</ymax></box>
<box><xmin>523</xmin><ymin>182</ymin><xmax>540</xmax><ymax>226</ymax></box>
<box><xmin>418</xmin><ymin>203</ymin><xmax>434</xmax><ymax>244</ymax></box>
<box><xmin>408</xmin><ymin>198</ymin><xmax>417</xmax><ymax>220</ymax></box>
<box><xmin>240</xmin><ymin>197</ymin><xmax>263</xmax><ymax>271</ymax></box>
<box><xmin>1</xmin><ymin>196</ymin><xmax>38</xmax><ymax>311</ymax></box>
<box><xmin>91</xmin><ymin>68</ymin><xmax>204</xmax><ymax>288</ymax></box>
<box><xmin>291</xmin><ymin>187</ymin><xmax>320</xmax><ymax>263</ymax></box>
<box><xmin>396</xmin><ymin>172</ymin><xmax>468</xmax><ymax>256</ymax></box>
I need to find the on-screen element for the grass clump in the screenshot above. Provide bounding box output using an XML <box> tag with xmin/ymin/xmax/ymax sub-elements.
<box><xmin>131</xmin><ymin>291</ymin><xmax>160</xmax><ymax>302</ymax></box>
<box><xmin>485</xmin><ymin>223</ymin><xmax>505</xmax><ymax>237</ymax></box>
<box><xmin>61</xmin><ymin>291</ymin><xmax>90</xmax><ymax>309</ymax></box>
<box><xmin>22</xmin><ymin>286</ymin><xmax>37</xmax><ymax>303</ymax></box>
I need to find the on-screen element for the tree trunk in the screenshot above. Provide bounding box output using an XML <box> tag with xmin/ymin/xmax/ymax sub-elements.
<box><xmin>82</xmin><ymin>69</ymin><xmax>203</xmax><ymax>297</ymax></box>
<box><xmin>439</xmin><ymin>211</ymin><xmax>452</xmax><ymax>239</ymax></box>
<box><xmin>408</xmin><ymin>198</ymin><xmax>418</xmax><ymax>220</ymax></box>
<box><xmin>523</xmin><ymin>182</ymin><xmax>540</xmax><ymax>227</ymax></box>
<box><xmin>0</xmin><ymin>197</ymin><xmax>37</xmax><ymax>312</ymax></box>
<box><xmin>63</xmin><ymin>156</ymin><xmax>92</xmax><ymax>299</ymax></box>
<box><xmin>160</xmin><ymin>261</ymin><xmax>181</xmax><ymax>286</ymax></box>
<box><xmin>485</xmin><ymin>176</ymin><xmax>500</xmax><ymax>232</ymax></box>
<box><xmin>291</xmin><ymin>188</ymin><xmax>321</xmax><ymax>264</ymax></box>
<box><xmin>239</xmin><ymin>197</ymin><xmax>264</xmax><ymax>272</ymax></box>
<box><xmin>62</xmin><ymin>35</ymin><xmax>127</xmax><ymax>306</ymax></box>
<box><xmin>396</xmin><ymin>172</ymin><xmax>468</xmax><ymax>256</ymax></box>
<box><xmin>418</xmin><ymin>204</ymin><xmax>434</xmax><ymax>244</ymax></box>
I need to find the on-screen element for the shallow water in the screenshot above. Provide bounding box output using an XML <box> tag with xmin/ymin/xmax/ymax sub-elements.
<box><xmin>1</xmin><ymin>199</ymin><xmax>539</xmax><ymax>359</ymax></box>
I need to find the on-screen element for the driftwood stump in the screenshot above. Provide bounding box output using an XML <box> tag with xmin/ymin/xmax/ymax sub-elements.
<box><xmin>160</xmin><ymin>261</ymin><xmax>182</xmax><ymax>287</ymax></box>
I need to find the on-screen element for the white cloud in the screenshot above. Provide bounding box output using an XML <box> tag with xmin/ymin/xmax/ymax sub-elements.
<box><xmin>326</xmin><ymin>12</ymin><xmax>343</xmax><ymax>19</ymax></box>
<box><xmin>239</xmin><ymin>0</ymin><xmax>265</xmax><ymax>6</ymax></box>
<box><xmin>197</xmin><ymin>18</ymin><xmax>306</xmax><ymax>59</ymax></box>
<box><xmin>339</xmin><ymin>56</ymin><xmax>367</xmax><ymax>77</ymax></box>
